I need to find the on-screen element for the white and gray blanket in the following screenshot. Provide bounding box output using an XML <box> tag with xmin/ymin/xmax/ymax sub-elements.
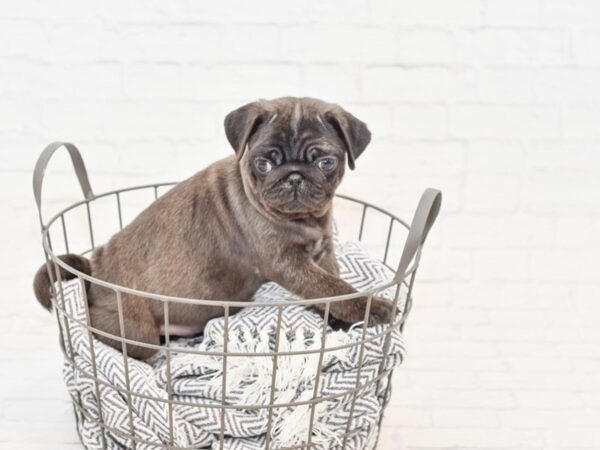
<box><xmin>58</xmin><ymin>241</ymin><xmax>406</xmax><ymax>450</ymax></box>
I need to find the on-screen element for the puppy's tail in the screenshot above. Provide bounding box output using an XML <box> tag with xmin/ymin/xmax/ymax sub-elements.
<box><xmin>33</xmin><ymin>254</ymin><xmax>92</xmax><ymax>311</ymax></box>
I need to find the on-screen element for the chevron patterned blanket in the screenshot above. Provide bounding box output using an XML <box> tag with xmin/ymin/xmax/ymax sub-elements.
<box><xmin>58</xmin><ymin>241</ymin><xmax>406</xmax><ymax>450</ymax></box>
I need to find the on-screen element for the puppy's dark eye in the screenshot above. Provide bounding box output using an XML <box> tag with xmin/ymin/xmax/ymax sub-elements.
<box><xmin>254</xmin><ymin>157</ymin><xmax>273</xmax><ymax>174</ymax></box>
<box><xmin>317</xmin><ymin>157</ymin><xmax>338</xmax><ymax>172</ymax></box>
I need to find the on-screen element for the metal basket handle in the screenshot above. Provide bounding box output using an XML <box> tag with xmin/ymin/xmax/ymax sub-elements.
<box><xmin>33</xmin><ymin>142</ymin><xmax>94</xmax><ymax>226</ymax></box>
<box><xmin>393</xmin><ymin>188</ymin><xmax>442</xmax><ymax>283</ymax></box>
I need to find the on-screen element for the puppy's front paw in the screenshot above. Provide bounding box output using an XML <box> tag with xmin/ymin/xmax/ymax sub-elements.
<box><xmin>327</xmin><ymin>295</ymin><xmax>397</xmax><ymax>327</ymax></box>
<box><xmin>367</xmin><ymin>297</ymin><xmax>396</xmax><ymax>326</ymax></box>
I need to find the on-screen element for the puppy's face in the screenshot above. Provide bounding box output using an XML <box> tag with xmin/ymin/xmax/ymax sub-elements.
<box><xmin>225</xmin><ymin>97</ymin><xmax>371</xmax><ymax>219</ymax></box>
<box><xmin>244</xmin><ymin>110</ymin><xmax>346</xmax><ymax>217</ymax></box>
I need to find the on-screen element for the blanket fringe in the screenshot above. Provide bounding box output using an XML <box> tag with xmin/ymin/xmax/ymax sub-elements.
<box><xmin>204</xmin><ymin>325</ymin><xmax>352</xmax><ymax>446</ymax></box>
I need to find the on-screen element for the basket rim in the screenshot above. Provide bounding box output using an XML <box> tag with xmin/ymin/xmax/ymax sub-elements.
<box><xmin>41</xmin><ymin>184</ymin><xmax>417</xmax><ymax>308</ymax></box>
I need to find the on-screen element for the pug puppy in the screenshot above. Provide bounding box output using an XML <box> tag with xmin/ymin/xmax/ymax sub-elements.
<box><xmin>33</xmin><ymin>97</ymin><xmax>393</xmax><ymax>359</ymax></box>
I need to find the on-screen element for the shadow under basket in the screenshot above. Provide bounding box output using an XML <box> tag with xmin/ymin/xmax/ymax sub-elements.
<box><xmin>33</xmin><ymin>142</ymin><xmax>441</xmax><ymax>450</ymax></box>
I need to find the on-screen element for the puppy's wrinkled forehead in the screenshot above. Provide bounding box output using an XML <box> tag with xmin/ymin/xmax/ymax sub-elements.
<box><xmin>262</xmin><ymin>98</ymin><xmax>328</xmax><ymax>130</ymax></box>
<box><xmin>289</xmin><ymin>100</ymin><xmax>322</xmax><ymax>136</ymax></box>
<box><xmin>253</xmin><ymin>99</ymin><xmax>338</xmax><ymax>153</ymax></box>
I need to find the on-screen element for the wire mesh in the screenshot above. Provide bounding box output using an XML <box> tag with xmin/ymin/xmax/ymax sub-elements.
<box><xmin>36</xmin><ymin>149</ymin><xmax>434</xmax><ymax>450</ymax></box>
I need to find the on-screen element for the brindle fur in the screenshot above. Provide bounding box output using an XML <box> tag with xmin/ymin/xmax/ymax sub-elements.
<box><xmin>33</xmin><ymin>97</ymin><xmax>393</xmax><ymax>359</ymax></box>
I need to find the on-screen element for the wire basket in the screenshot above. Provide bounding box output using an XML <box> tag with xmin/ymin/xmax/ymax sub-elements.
<box><xmin>33</xmin><ymin>142</ymin><xmax>441</xmax><ymax>450</ymax></box>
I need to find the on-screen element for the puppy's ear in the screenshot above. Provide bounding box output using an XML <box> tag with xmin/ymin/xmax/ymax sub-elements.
<box><xmin>325</xmin><ymin>108</ymin><xmax>371</xmax><ymax>170</ymax></box>
<box><xmin>224</xmin><ymin>102</ymin><xmax>267</xmax><ymax>160</ymax></box>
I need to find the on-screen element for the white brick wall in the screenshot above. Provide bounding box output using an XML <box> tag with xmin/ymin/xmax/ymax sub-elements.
<box><xmin>1</xmin><ymin>1</ymin><xmax>599</xmax><ymax>449</ymax></box>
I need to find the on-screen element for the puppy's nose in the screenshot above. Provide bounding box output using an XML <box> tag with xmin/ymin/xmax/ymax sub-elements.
<box><xmin>287</xmin><ymin>172</ymin><xmax>304</xmax><ymax>186</ymax></box>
